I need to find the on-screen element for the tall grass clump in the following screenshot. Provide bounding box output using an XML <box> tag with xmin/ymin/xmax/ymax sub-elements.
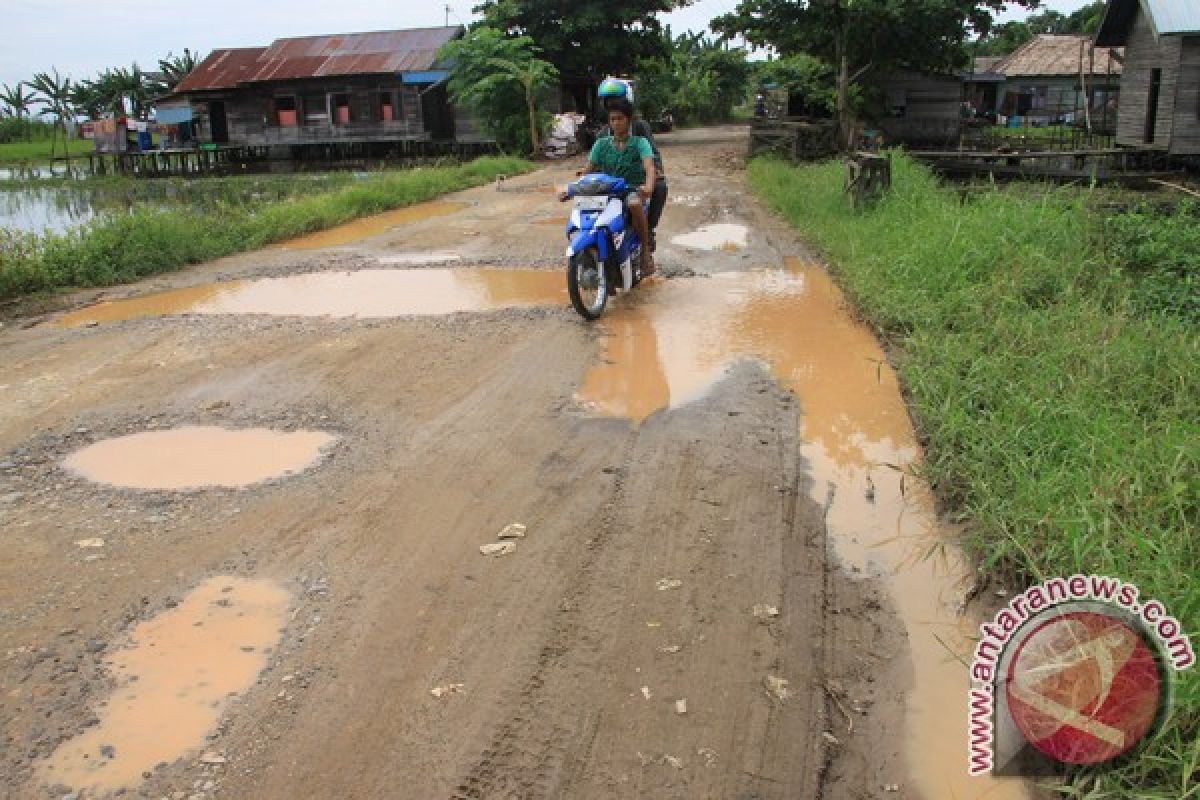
<box><xmin>0</xmin><ymin>156</ymin><xmax>530</xmax><ymax>300</ymax></box>
<box><xmin>749</xmin><ymin>154</ymin><xmax>1197</xmax><ymax>798</ymax></box>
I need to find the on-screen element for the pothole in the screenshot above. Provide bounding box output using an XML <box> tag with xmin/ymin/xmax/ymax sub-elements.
<box><xmin>670</xmin><ymin>223</ymin><xmax>749</xmax><ymax>251</ymax></box>
<box><xmin>576</xmin><ymin>257</ymin><xmax>1028</xmax><ymax>799</ymax></box>
<box><xmin>38</xmin><ymin>576</ymin><xmax>291</xmax><ymax>796</ymax></box>
<box><xmin>276</xmin><ymin>201</ymin><xmax>469</xmax><ymax>249</ymax></box>
<box><xmin>62</xmin><ymin>426</ymin><xmax>336</xmax><ymax>490</ymax></box>
<box><xmin>376</xmin><ymin>252</ymin><xmax>462</xmax><ymax>266</ymax></box>
<box><xmin>55</xmin><ymin>268</ymin><xmax>566</xmax><ymax>326</ymax></box>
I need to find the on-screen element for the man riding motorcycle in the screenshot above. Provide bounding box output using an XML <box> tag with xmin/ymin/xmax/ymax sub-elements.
<box><xmin>562</xmin><ymin>89</ymin><xmax>658</xmax><ymax>275</ymax></box>
<box><xmin>596</xmin><ymin>78</ymin><xmax>668</xmax><ymax>251</ymax></box>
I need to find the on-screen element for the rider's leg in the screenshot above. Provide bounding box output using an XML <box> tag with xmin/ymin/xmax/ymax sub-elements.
<box><xmin>648</xmin><ymin>180</ymin><xmax>667</xmax><ymax>229</ymax></box>
<box><xmin>627</xmin><ymin>195</ymin><xmax>654</xmax><ymax>275</ymax></box>
<box><xmin>647</xmin><ymin>179</ymin><xmax>668</xmax><ymax>252</ymax></box>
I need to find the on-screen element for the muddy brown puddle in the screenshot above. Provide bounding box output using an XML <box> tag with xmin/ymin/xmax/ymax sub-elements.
<box><xmin>63</xmin><ymin>426</ymin><xmax>336</xmax><ymax>490</ymax></box>
<box><xmin>38</xmin><ymin>577</ymin><xmax>290</xmax><ymax>796</ymax></box>
<box><xmin>577</xmin><ymin>259</ymin><xmax>1028</xmax><ymax>799</ymax></box>
<box><xmin>55</xmin><ymin>269</ymin><xmax>566</xmax><ymax>326</ymax></box>
<box><xmin>275</xmin><ymin>201</ymin><xmax>469</xmax><ymax>249</ymax></box>
<box><xmin>670</xmin><ymin>223</ymin><xmax>749</xmax><ymax>251</ymax></box>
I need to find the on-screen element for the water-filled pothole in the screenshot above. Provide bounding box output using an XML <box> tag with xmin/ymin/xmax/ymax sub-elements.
<box><xmin>577</xmin><ymin>258</ymin><xmax>1028</xmax><ymax>799</ymax></box>
<box><xmin>276</xmin><ymin>201</ymin><xmax>469</xmax><ymax>249</ymax></box>
<box><xmin>63</xmin><ymin>426</ymin><xmax>336</xmax><ymax>490</ymax></box>
<box><xmin>38</xmin><ymin>576</ymin><xmax>290</xmax><ymax>796</ymax></box>
<box><xmin>56</xmin><ymin>269</ymin><xmax>566</xmax><ymax>326</ymax></box>
<box><xmin>670</xmin><ymin>223</ymin><xmax>749</xmax><ymax>251</ymax></box>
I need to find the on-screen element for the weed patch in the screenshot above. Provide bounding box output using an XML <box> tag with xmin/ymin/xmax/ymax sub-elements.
<box><xmin>749</xmin><ymin>154</ymin><xmax>1197</xmax><ymax>798</ymax></box>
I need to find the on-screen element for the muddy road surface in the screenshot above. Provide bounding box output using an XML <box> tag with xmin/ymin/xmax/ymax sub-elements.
<box><xmin>0</xmin><ymin>127</ymin><xmax>1028</xmax><ymax>799</ymax></box>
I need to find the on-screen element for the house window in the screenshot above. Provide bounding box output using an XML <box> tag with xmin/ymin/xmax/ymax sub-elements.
<box><xmin>378</xmin><ymin>91</ymin><xmax>397</xmax><ymax>122</ymax></box>
<box><xmin>300</xmin><ymin>93</ymin><xmax>326</xmax><ymax>125</ymax></box>
<box><xmin>273</xmin><ymin>96</ymin><xmax>298</xmax><ymax>127</ymax></box>
<box><xmin>1028</xmin><ymin>86</ymin><xmax>1048</xmax><ymax>111</ymax></box>
<box><xmin>332</xmin><ymin>93</ymin><xmax>351</xmax><ymax>125</ymax></box>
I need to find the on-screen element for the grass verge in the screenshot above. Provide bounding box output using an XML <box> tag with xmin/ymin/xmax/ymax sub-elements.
<box><xmin>0</xmin><ymin>138</ymin><xmax>94</xmax><ymax>163</ymax></box>
<box><xmin>0</xmin><ymin>156</ymin><xmax>530</xmax><ymax>301</ymax></box>
<box><xmin>749</xmin><ymin>154</ymin><xmax>1197</xmax><ymax>798</ymax></box>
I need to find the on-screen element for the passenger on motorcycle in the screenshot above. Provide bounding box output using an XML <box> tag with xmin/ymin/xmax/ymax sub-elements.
<box><xmin>572</xmin><ymin>97</ymin><xmax>658</xmax><ymax>275</ymax></box>
<box><xmin>595</xmin><ymin>78</ymin><xmax>668</xmax><ymax>253</ymax></box>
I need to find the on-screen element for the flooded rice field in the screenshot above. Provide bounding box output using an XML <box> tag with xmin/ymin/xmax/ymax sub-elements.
<box><xmin>55</xmin><ymin>268</ymin><xmax>566</xmax><ymax>325</ymax></box>
<box><xmin>0</xmin><ymin>172</ymin><xmax>356</xmax><ymax>235</ymax></box>
<box><xmin>63</xmin><ymin>427</ymin><xmax>336</xmax><ymax>490</ymax></box>
<box><xmin>38</xmin><ymin>577</ymin><xmax>290</xmax><ymax>795</ymax></box>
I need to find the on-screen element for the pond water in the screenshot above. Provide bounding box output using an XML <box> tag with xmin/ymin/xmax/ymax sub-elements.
<box><xmin>0</xmin><ymin>173</ymin><xmax>354</xmax><ymax>236</ymax></box>
<box><xmin>0</xmin><ymin>186</ymin><xmax>104</xmax><ymax>234</ymax></box>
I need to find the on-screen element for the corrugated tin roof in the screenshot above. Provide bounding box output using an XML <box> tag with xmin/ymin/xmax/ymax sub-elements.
<box><xmin>247</xmin><ymin>27</ymin><xmax>461</xmax><ymax>82</ymax></box>
<box><xmin>1096</xmin><ymin>0</ymin><xmax>1200</xmax><ymax>45</ymax></box>
<box><xmin>1142</xmin><ymin>0</ymin><xmax>1200</xmax><ymax>34</ymax></box>
<box><xmin>175</xmin><ymin>48</ymin><xmax>269</xmax><ymax>92</ymax></box>
<box><xmin>995</xmin><ymin>34</ymin><xmax>1123</xmax><ymax>77</ymax></box>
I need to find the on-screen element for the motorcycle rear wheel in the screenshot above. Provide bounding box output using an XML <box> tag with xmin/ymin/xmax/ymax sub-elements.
<box><xmin>567</xmin><ymin>247</ymin><xmax>608</xmax><ymax>320</ymax></box>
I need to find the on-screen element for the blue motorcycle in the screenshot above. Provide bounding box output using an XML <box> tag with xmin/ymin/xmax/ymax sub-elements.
<box><xmin>562</xmin><ymin>174</ymin><xmax>644</xmax><ymax>320</ymax></box>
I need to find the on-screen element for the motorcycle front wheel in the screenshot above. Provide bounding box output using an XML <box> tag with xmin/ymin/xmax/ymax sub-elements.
<box><xmin>567</xmin><ymin>247</ymin><xmax>608</xmax><ymax>320</ymax></box>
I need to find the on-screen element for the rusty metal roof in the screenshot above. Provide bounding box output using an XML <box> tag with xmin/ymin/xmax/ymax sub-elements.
<box><xmin>173</xmin><ymin>27</ymin><xmax>462</xmax><ymax>92</ymax></box>
<box><xmin>247</xmin><ymin>27</ymin><xmax>461</xmax><ymax>82</ymax></box>
<box><xmin>175</xmin><ymin>48</ymin><xmax>269</xmax><ymax>92</ymax></box>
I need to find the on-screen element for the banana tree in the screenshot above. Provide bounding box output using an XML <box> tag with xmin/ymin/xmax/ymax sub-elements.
<box><xmin>27</xmin><ymin>69</ymin><xmax>73</xmax><ymax>161</ymax></box>
<box><xmin>485</xmin><ymin>56</ymin><xmax>559</xmax><ymax>157</ymax></box>
<box><xmin>0</xmin><ymin>82</ymin><xmax>35</xmax><ymax>140</ymax></box>
<box><xmin>157</xmin><ymin>49</ymin><xmax>200</xmax><ymax>91</ymax></box>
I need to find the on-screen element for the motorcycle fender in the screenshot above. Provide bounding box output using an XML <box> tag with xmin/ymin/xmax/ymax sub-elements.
<box><xmin>566</xmin><ymin>229</ymin><xmax>598</xmax><ymax>259</ymax></box>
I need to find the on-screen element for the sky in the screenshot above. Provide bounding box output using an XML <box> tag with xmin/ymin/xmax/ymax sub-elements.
<box><xmin>1</xmin><ymin>0</ymin><xmax>1101</xmax><ymax>92</ymax></box>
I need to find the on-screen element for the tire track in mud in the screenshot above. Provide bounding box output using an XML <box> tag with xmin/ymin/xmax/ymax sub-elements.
<box><xmin>451</xmin><ymin>432</ymin><xmax>639</xmax><ymax>799</ymax></box>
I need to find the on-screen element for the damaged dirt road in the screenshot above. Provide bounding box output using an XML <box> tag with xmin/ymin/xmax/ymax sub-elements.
<box><xmin>0</xmin><ymin>127</ymin><xmax>1028</xmax><ymax>800</ymax></box>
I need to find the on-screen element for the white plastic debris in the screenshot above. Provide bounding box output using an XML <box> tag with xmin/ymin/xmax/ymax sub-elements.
<box><xmin>656</xmin><ymin>579</ymin><xmax>683</xmax><ymax>592</ymax></box>
<box><xmin>662</xmin><ymin>755</ymin><xmax>684</xmax><ymax>769</ymax></box>
<box><xmin>752</xmin><ymin>603</ymin><xmax>780</xmax><ymax>621</ymax></box>
<box><xmin>497</xmin><ymin>523</ymin><xmax>527</xmax><ymax>540</ymax></box>
<box><xmin>479</xmin><ymin>542</ymin><xmax>517</xmax><ymax>556</ymax></box>
<box><xmin>74</xmin><ymin>538</ymin><xmax>105</xmax><ymax>549</ymax></box>
<box><xmin>430</xmin><ymin>683</ymin><xmax>465</xmax><ymax>698</ymax></box>
<box><xmin>764</xmin><ymin>675</ymin><xmax>793</xmax><ymax>703</ymax></box>
<box><xmin>657</xmin><ymin>645</ymin><xmax>682</xmax><ymax>654</ymax></box>
<box><xmin>641</xmin><ymin>686</ymin><xmax>652</xmax><ymax>700</ymax></box>
<box><xmin>675</xmin><ymin>698</ymin><xmax>688</xmax><ymax>715</ymax></box>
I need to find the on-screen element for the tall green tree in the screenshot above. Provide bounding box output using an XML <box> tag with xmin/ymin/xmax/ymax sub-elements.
<box><xmin>636</xmin><ymin>29</ymin><xmax>752</xmax><ymax>125</ymax></box>
<box><xmin>0</xmin><ymin>82</ymin><xmax>35</xmax><ymax>141</ymax></box>
<box><xmin>753</xmin><ymin>54</ymin><xmax>837</xmax><ymax>116</ymax></box>
<box><xmin>974</xmin><ymin>1</ymin><xmax>1107</xmax><ymax>56</ymax></box>
<box><xmin>713</xmin><ymin>0</ymin><xmax>1037</xmax><ymax>144</ymax></box>
<box><xmin>440</xmin><ymin>27</ymin><xmax>559</xmax><ymax>154</ymax></box>
<box><xmin>474</xmin><ymin>0</ymin><xmax>693</xmax><ymax>105</ymax></box>
<box><xmin>157</xmin><ymin>49</ymin><xmax>200</xmax><ymax>92</ymax></box>
<box><xmin>27</xmin><ymin>69</ymin><xmax>73</xmax><ymax>161</ymax></box>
